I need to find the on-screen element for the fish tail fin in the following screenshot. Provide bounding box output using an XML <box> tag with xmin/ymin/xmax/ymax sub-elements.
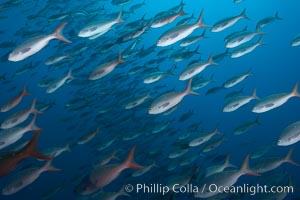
<box><xmin>255</xmin><ymin>116</ymin><xmax>262</xmax><ymax>125</ymax></box>
<box><xmin>168</xmin><ymin>65</ymin><xmax>176</xmax><ymax>75</ymax></box>
<box><xmin>275</xmin><ymin>11</ymin><xmax>283</xmax><ymax>20</ymax></box>
<box><xmin>23</xmin><ymin>131</ymin><xmax>51</xmax><ymax>160</ymax></box>
<box><xmin>213</xmin><ymin>127</ymin><xmax>220</xmax><ymax>135</ymax></box>
<box><xmin>66</xmin><ymin>144</ymin><xmax>71</xmax><ymax>152</ymax></box>
<box><xmin>53</xmin><ymin>22</ymin><xmax>72</xmax><ymax>43</ymax></box>
<box><xmin>178</xmin><ymin>5</ymin><xmax>187</xmax><ymax>16</ymax></box>
<box><xmin>118</xmin><ymin>50</ymin><xmax>125</xmax><ymax>63</ymax></box>
<box><xmin>146</xmin><ymin>92</ymin><xmax>152</xmax><ymax>99</ymax></box>
<box><xmin>225</xmin><ymin>154</ymin><xmax>237</xmax><ymax>168</ymax></box>
<box><xmin>118</xmin><ymin>185</ymin><xmax>131</xmax><ymax>197</ymax></box>
<box><xmin>112</xmin><ymin>150</ymin><xmax>120</xmax><ymax>161</ymax></box>
<box><xmin>285</xmin><ymin>148</ymin><xmax>300</xmax><ymax>166</ymax></box>
<box><xmin>208</xmin><ymin>54</ymin><xmax>218</xmax><ymax>66</ymax></box>
<box><xmin>194</xmin><ymin>45</ymin><xmax>201</xmax><ymax>54</ymax></box>
<box><xmin>66</xmin><ymin>69</ymin><xmax>76</xmax><ymax>80</ymax></box>
<box><xmin>22</xmin><ymin>86</ymin><xmax>31</xmax><ymax>96</ymax></box>
<box><xmin>252</xmin><ymin>88</ymin><xmax>260</xmax><ymax>100</ymax></box>
<box><xmin>241</xmin><ymin>8</ymin><xmax>250</xmax><ymax>20</ymax></box>
<box><xmin>185</xmin><ymin>78</ymin><xmax>200</xmax><ymax>96</ymax></box>
<box><xmin>152</xmin><ymin>161</ymin><xmax>159</xmax><ymax>168</ymax></box>
<box><xmin>201</xmin><ymin>29</ymin><xmax>208</xmax><ymax>38</ymax></box>
<box><xmin>43</xmin><ymin>159</ymin><xmax>61</xmax><ymax>172</ymax></box>
<box><xmin>30</xmin><ymin>98</ymin><xmax>43</xmax><ymax>114</ymax></box>
<box><xmin>27</xmin><ymin>114</ymin><xmax>41</xmax><ymax>131</ymax></box>
<box><xmin>243</xmin><ymin>25</ymin><xmax>248</xmax><ymax>31</ymax></box>
<box><xmin>240</xmin><ymin>154</ymin><xmax>260</xmax><ymax>176</ymax></box>
<box><xmin>124</xmin><ymin>145</ymin><xmax>144</xmax><ymax>169</ymax></box>
<box><xmin>95</xmin><ymin>127</ymin><xmax>100</xmax><ymax>135</ymax></box>
<box><xmin>196</xmin><ymin>9</ymin><xmax>210</xmax><ymax>28</ymax></box>
<box><xmin>117</xmin><ymin>8</ymin><xmax>125</xmax><ymax>23</ymax></box>
<box><xmin>291</xmin><ymin>82</ymin><xmax>300</xmax><ymax>97</ymax></box>
<box><xmin>258</xmin><ymin>36</ymin><xmax>267</xmax><ymax>46</ymax></box>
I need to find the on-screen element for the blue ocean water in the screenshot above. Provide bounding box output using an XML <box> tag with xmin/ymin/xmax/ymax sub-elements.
<box><xmin>0</xmin><ymin>0</ymin><xmax>300</xmax><ymax>199</ymax></box>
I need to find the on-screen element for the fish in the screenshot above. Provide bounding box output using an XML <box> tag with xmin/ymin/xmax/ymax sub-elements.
<box><xmin>94</xmin><ymin>151</ymin><xmax>120</xmax><ymax>166</ymax></box>
<box><xmin>149</xmin><ymin>79</ymin><xmax>199</xmax><ymax>114</ymax></box>
<box><xmin>156</xmin><ymin>9</ymin><xmax>208</xmax><ymax>47</ymax></box>
<box><xmin>45</xmin><ymin>54</ymin><xmax>71</xmax><ymax>65</ymax></box>
<box><xmin>224</xmin><ymin>26</ymin><xmax>248</xmax><ymax>42</ymax></box>
<box><xmin>42</xmin><ymin>144</ymin><xmax>71</xmax><ymax>158</ymax></box>
<box><xmin>223</xmin><ymin>89</ymin><xmax>259</xmax><ymax>112</ymax></box>
<box><xmin>233</xmin><ymin>117</ymin><xmax>261</xmax><ymax>135</ymax></box>
<box><xmin>46</xmin><ymin>69</ymin><xmax>75</xmax><ymax>94</ymax></box>
<box><xmin>291</xmin><ymin>35</ymin><xmax>300</xmax><ymax>47</ymax></box>
<box><xmin>0</xmin><ymin>131</ymin><xmax>51</xmax><ymax>177</ymax></box>
<box><xmin>205</xmin><ymin>86</ymin><xmax>224</xmax><ymax>96</ymax></box>
<box><xmin>1</xmin><ymin>98</ymin><xmax>41</xmax><ymax>129</ymax></box>
<box><xmin>251</xmin><ymin>144</ymin><xmax>275</xmax><ymax>159</ymax></box>
<box><xmin>195</xmin><ymin>154</ymin><xmax>260</xmax><ymax>198</ymax></box>
<box><xmin>252</xmin><ymin>149</ymin><xmax>300</xmax><ymax>173</ymax></box>
<box><xmin>132</xmin><ymin>162</ymin><xmax>158</xmax><ymax>177</ymax></box>
<box><xmin>225</xmin><ymin>30</ymin><xmax>265</xmax><ymax>48</ymax></box>
<box><xmin>277</xmin><ymin>121</ymin><xmax>300</xmax><ymax>146</ymax></box>
<box><xmin>256</xmin><ymin>12</ymin><xmax>283</xmax><ymax>31</ymax></box>
<box><xmin>179</xmin><ymin>54</ymin><xmax>217</xmax><ymax>81</ymax></box>
<box><xmin>125</xmin><ymin>92</ymin><xmax>151</xmax><ymax>109</ymax></box>
<box><xmin>8</xmin><ymin>22</ymin><xmax>71</xmax><ymax>62</ymax></box>
<box><xmin>179</xmin><ymin>30</ymin><xmax>207</xmax><ymax>47</ymax></box>
<box><xmin>231</xmin><ymin>36</ymin><xmax>265</xmax><ymax>58</ymax></box>
<box><xmin>2</xmin><ymin>159</ymin><xmax>60</xmax><ymax>195</ymax></box>
<box><xmin>205</xmin><ymin>154</ymin><xmax>236</xmax><ymax>177</ymax></box>
<box><xmin>78</xmin><ymin>10</ymin><xmax>124</xmax><ymax>39</ymax></box>
<box><xmin>189</xmin><ymin>128</ymin><xmax>219</xmax><ymax>147</ymax></box>
<box><xmin>143</xmin><ymin>66</ymin><xmax>176</xmax><ymax>84</ymax></box>
<box><xmin>176</xmin><ymin>13</ymin><xmax>195</xmax><ymax>26</ymax></box>
<box><xmin>0</xmin><ymin>114</ymin><xmax>40</xmax><ymax>150</ymax></box>
<box><xmin>224</xmin><ymin>87</ymin><xmax>244</xmax><ymax>101</ymax></box>
<box><xmin>1</xmin><ymin>86</ymin><xmax>30</xmax><ymax>112</ymax></box>
<box><xmin>252</xmin><ymin>83</ymin><xmax>300</xmax><ymax>113</ymax></box>
<box><xmin>88</xmin><ymin>52</ymin><xmax>125</xmax><ymax>80</ymax></box>
<box><xmin>151</xmin><ymin>5</ymin><xmax>186</xmax><ymax>28</ymax></box>
<box><xmin>192</xmin><ymin>74</ymin><xmax>215</xmax><ymax>90</ymax></box>
<box><xmin>211</xmin><ymin>9</ymin><xmax>249</xmax><ymax>32</ymax></box>
<box><xmin>78</xmin><ymin>128</ymin><xmax>100</xmax><ymax>145</ymax></box>
<box><xmin>75</xmin><ymin>146</ymin><xmax>144</xmax><ymax>195</ymax></box>
<box><xmin>223</xmin><ymin>69</ymin><xmax>252</xmax><ymax>88</ymax></box>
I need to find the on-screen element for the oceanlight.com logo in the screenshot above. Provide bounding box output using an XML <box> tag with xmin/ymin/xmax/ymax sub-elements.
<box><xmin>124</xmin><ymin>183</ymin><xmax>294</xmax><ymax>196</ymax></box>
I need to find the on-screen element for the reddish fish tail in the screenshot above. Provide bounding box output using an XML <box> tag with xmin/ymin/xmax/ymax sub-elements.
<box><xmin>53</xmin><ymin>22</ymin><xmax>72</xmax><ymax>43</ymax></box>
<box><xmin>117</xmin><ymin>9</ymin><xmax>125</xmax><ymax>23</ymax></box>
<box><xmin>184</xmin><ymin>78</ymin><xmax>200</xmax><ymax>96</ymax></box>
<box><xmin>22</xmin><ymin>86</ymin><xmax>30</xmax><ymax>96</ymax></box>
<box><xmin>241</xmin><ymin>154</ymin><xmax>261</xmax><ymax>176</ymax></box>
<box><xmin>22</xmin><ymin>131</ymin><xmax>51</xmax><ymax>161</ymax></box>
<box><xmin>124</xmin><ymin>145</ymin><xmax>144</xmax><ymax>170</ymax></box>
<box><xmin>30</xmin><ymin>98</ymin><xmax>42</xmax><ymax>114</ymax></box>
<box><xmin>27</xmin><ymin>114</ymin><xmax>41</xmax><ymax>131</ymax></box>
<box><xmin>252</xmin><ymin>88</ymin><xmax>260</xmax><ymax>100</ymax></box>
<box><xmin>118</xmin><ymin>50</ymin><xmax>125</xmax><ymax>63</ymax></box>
<box><xmin>196</xmin><ymin>9</ymin><xmax>210</xmax><ymax>28</ymax></box>
<box><xmin>43</xmin><ymin>159</ymin><xmax>61</xmax><ymax>172</ymax></box>
<box><xmin>208</xmin><ymin>54</ymin><xmax>217</xmax><ymax>66</ymax></box>
<box><xmin>291</xmin><ymin>83</ymin><xmax>300</xmax><ymax>98</ymax></box>
<box><xmin>285</xmin><ymin>148</ymin><xmax>300</xmax><ymax>166</ymax></box>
